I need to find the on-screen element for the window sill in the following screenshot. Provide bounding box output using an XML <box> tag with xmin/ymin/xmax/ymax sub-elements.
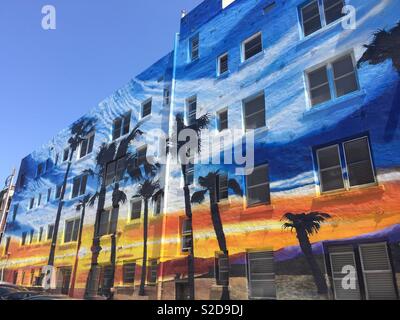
<box><xmin>75</xmin><ymin>153</ymin><xmax>93</xmax><ymax>163</ymax></box>
<box><xmin>303</xmin><ymin>90</ymin><xmax>366</xmax><ymax>118</ymax></box>
<box><xmin>313</xmin><ymin>184</ymin><xmax>385</xmax><ymax>203</ymax></box>
<box><xmin>241</xmin><ymin>203</ymin><xmax>275</xmax><ymax>221</ymax></box>
<box><xmin>297</xmin><ymin>17</ymin><xmax>346</xmax><ymax>49</ymax></box>
<box><xmin>238</xmin><ymin>50</ymin><xmax>265</xmax><ymax>71</ymax></box>
<box><xmin>58</xmin><ymin>242</ymin><xmax>77</xmax><ymax>250</ymax></box>
<box><xmin>215</xmin><ymin>71</ymin><xmax>230</xmax><ymax>82</ymax></box>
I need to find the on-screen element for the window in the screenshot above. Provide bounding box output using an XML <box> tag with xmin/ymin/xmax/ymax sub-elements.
<box><xmin>112</xmin><ymin>111</ymin><xmax>131</xmax><ymax>141</ymax></box>
<box><xmin>246</xmin><ymin>164</ymin><xmax>270</xmax><ymax>207</ymax></box>
<box><xmin>21</xmin><ymin>232</ymin><xmax>27</xmax><ymax>246</ymax></box>
<box><xmin>247</xmin><ymin>250</ymin><xmax>276</xmax><ymax>299</ymax></box>
<box><xmin>79</xmin><ymin>132</ymin><xmax>95</xmax><ymax>159</ymax></box>
<box><xmin>217</xmin><ymin>173</ymin><xmax>228</xmax><ymax>202</ymax></box>
<box><xmin>141</xmin><ymin>99</ymin><xmax>152</xmax><ymax>118</ymax></box>
<box><xmin>98</xmin><ymin>208</ymin><xmax>119</xmax><ymax>237</ymax></box>
<box><xmin>133</xmin><ymin>146</ymin><xmax>147</xmax><ymax>168</ymax></box>
<box><xmin>130</xmin><ymin>199</ymin><xmax>142</xmax><ymax>220</ymax></box>
<box><xmin>105</xmin><ymin>156</ymin><xmax>126</xmax><ymax>186</ymax></box>
<box><xmin>316</xmin><ymin>137</ymin><xmax>375</xmax><ymax>193</ymax></box>
<box><xmin>12</xmin><ymin>204</ymin><xmax>18</xmax><ymax>221</ymax></box>
<box><xmin>300</xmin><ymin>0</ymin><xmax>345</xmax><ymax>37</ymax></box>
<box><xmin>47</xmin><ymin>188</ymin><xmax>52</xmax><ymax>203</ymax></box>
<box><xmin>186</xmin><ymin>96</ymin><xmax>197</xmax><ymax>126</ymax></box>
<box><xmin>72</xmin><ymin>175</ymin><xmax>88</xmax><ymax>198</ymax></box>
<box><xmin>327</xmin><ymin>242</ymin><xmax>398</xmax><ymax>300</ymax></box>
<box><xmin>46</xmin><ymin>159</ymin><xmax>52</xmax><ymax>172</ymax></box>
<box><xmin>190</xmin><ymin>34</ymin><xmax>199</xmax><ymax>61</ymax></box>
<box><xmin>55</xmin><ymin>184</ymin><xmax>63</xmax><ymax>199</ymax></box>
<box><xmin>181</xmin><ymin>218</ymin><xmax>192</xmax><ymax>253</ymax></box>
<box><xmin>217</xmin><ymin>109</ymin><xmax>228</xmax><ymax>132</ymax></box>
<box><xmin>4</xmin><ymin>237</ymin><xmax>11</xmax><ymax>255</ymax></box>
<box><xmin>29</xmin><ymin>230</ymin><xmax>34</xmax><ymax>244</ymax></box>
<box><xmin>215</xmin><ymin>252</ymin><xmax>229</xmax><ymax>286</ymax></box>
<box><xmin>38</xmin><ymin>227</ymin><xmax>43</xmax><ymax>243</ymax></box>
<box><xmin>64</xmin><ymin>218</ymin><xmax>80</xmax><ymax>243</ymax></box>
<box><xmin>163</xmin><ymin>87</ymin><xmax>171</xmax><ymax>106</ymax></box>
<box><xmin>243</xmin><ymin>93</ymin><xmax>266</xmax><ymax>131</ymax></box>
<box><xmin>307</xmin><ymin>53</ymin><xmax>359</xmax><ymax>106</ymax></box>
<box><xmin>37</xmin><ymin>163</ymin><xmax>44</xmax><ymax>177</ymax></box>
<box><xmin>242</xmin><ymin>33</ymin><xmax>262</xmax><ymax>61</ymax></box>
<box><xmin>63</xmin><ymin>148</ymin><xmax>70</xmax><ymax>162</ymax></box>
<box><xmin>47</xmin><ymin>224</ymin><xmax>54</xmax><ymax>240</ymax></box>
<box><xmin>37</xmin><ymin>193</ymin><xmax>42</xmax><ymax>207</ymax></box>
<box><xmin>29</xmin><ymin>198</ymin><xmax>35</xmax><ymax>210</ymax></box>
<box><xmin>148</xmin><ymin>260</ymin><xmax>158</xmax><ymax>285</ymax></box>
<box><xmin>123</xmin><ymin>262</ymin><xmax>136</xmax><ymax>284</ymax></box>
<box><xmin>218</xmin><ymin>53</ymin><xmax>229</xmax><ymax>76</ymax></box>
<box><xmin>54</xmin><ymin>153</ymin><xmax>59</xmax><ymax>166</ymax></box>
<box><xmin>316</xmin><ymin>145</ymin><xmax>344</xmax><ymax>192</ymax></box>
<box><xmin>153</xmin><ymin>193</ymin><xmax>163</xmax><ymax>216</ymax></box>
<box><xmin>344</xmin><ymin>137</ymin><xmax>376</xmax><ymax>187</ymax></box>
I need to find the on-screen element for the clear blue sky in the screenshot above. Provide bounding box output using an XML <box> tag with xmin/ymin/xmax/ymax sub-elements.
<box><xmin>0</xmin><ymin>0</ymin><xmax>203</xmax><ymax>185</ymax></box>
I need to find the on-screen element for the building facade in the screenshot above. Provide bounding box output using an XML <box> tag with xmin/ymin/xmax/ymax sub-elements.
<box><xmin>1</xmin><ymin>0</ymin><xmax>399</xmax><ymax>300</ymax></box>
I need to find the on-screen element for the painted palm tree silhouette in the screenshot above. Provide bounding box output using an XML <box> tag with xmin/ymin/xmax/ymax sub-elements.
<box><xmin>357</xmin><ymin>22</ymin><xmax>400</xmax><ymax>73</ymax></box>
<box><xmin>282</xmin><ymin>212</ymin><xmax>331</xmax><ymax>294</ymax></box>
<box><xmin>191</xmin><ymin>170</ymin><xmax>242</xmax><ymax>300</ymax></box>
<box><xmin>47</xmin><ymin>117</ymin><xmax>96</xmax><ymax>267</ymax></box>
<box><xmin>170</xmin><ymin>112</ymin><xmax>210</xmax><ymax>300</ymax></box>
<box><xmin>69</xmin><ymin>193</ymin><xmax>92</xmax><ymax>297</ymax></box>
<box><xmin>85</xmin><ymin>123</ymin><xmax>142</xmax><ymax>298</ymax></box>
<box><xmin>358</xmin><ymin>22</ymin><xmax>400</xmax><ymax>142</ymax></box>
<box><xmin>131</xmin><ymin>179</ymin><xmax>161</xmax><ymax>296</ymax></box>
<box><xmin>108</xmin><ymin>182</ymin><xmax>127</xmax><ymax>296</ymax></box>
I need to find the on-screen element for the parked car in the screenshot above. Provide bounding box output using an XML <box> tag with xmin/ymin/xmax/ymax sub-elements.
<box><xmin>23</xmin><ymin>294</ymin><xmax>77</xmax><ymax>300</ymax></box>
<box><xmin>0</xmin><ymin>286</ymin><xmax>20</xmax><ymax>298</ymax></box>
<box><xmin>1</xmin><ymin>291</ymin><xmax>41</xmax><ymax>300</ymax></box>
<box><xmin>0</xmin><ymin>282</ymin><xmax>28</xmax><ymax>291</ymax></box>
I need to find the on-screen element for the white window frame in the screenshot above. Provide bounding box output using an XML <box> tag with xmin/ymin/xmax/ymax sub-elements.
<box><xmin>342</xmin><ymin>136</ymin><xmax>377</xmax><ymax>190</ymax></box>
<box><xmin>242</xmin><ymin>92</ymin><xmax>266</xmax><ymax>132</ymax></box>
<box><xmin>189</xmin><ymin>34</ymin><xmax>200</xmax><ymax>62</ymax></box>
<box><xmin>217</xmin><ymin>53</ymin><xmax>229</xmax><ymax>76</ymax></box>
<box><xmin>245</xmin><ymin>164</ymin><xmax>270</xmax><ymax>207</ymax></box>
<box><xmin>316</xmin><ymin>144</ymin><xmax>346</xmax><ymax>193</ymax></box>
<box><xmin>305</xmin><ymin>51</ymin><xmax>360</xmax><ymax>108</ymax></box>
<box><xmin>300</xmin><ymin>0</ymin><xmax>346</xmax><ymax>38</ymax></box>
<box><xmin>316</xmin><ymin>136</ymin><xmax>376</xmax><ymax>194</ymax></box>
<box><xmin>141</xmin><ymin>98</ymin><xmax>152</xmax><ymax>119</ymax></box>
<box><xmin>78</xmin><ymin>131</ymin><xmax>95</xmax><ymax>160</ymax></box>
<box><xmin>130</xmin><ymin>198</ymin><xmax>142</xmax><ymax>221</ymax></box>
<box><xmin>216</xmin><ymin>108</ymin><xmax>229</xmax><ymax>132</ymax></box>
<box><xmin>241</xmin><ymin>32</ymin><xmax>263</xmax><ymax>63</ymax></box>
<box><xmin>63</xmin><ymin>217</ymin><xmax>80</xmax><ymax>244</ymax></box>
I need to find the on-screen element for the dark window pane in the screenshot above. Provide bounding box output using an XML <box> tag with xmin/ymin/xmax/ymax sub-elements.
<box><xmin>344</xmin><ymin>138</ymin><xmax>375</xmax><ymax>187</ymax></box>
<box><xmin>113</xmin><ymin>118</ymin><xmax>122</xmax><ymax>140</ymax></box>
<box><xmin>244</xmin><ymin>34</ymin><xmax>262</xmax><ymax>60</ymax></box>
<box><xmin>302</xmin><ymin>1</ymin><xmax>322</xmax><ymax>36</ymax></box>
<box><xmin>64</xmin><ymin>220</ymin><xmax>74</xmax><ymax>243</ymax></box>
<box><xmin>324</xmin><ymin>0</ymin><xmax>344</xmax><ymax>24</ymax></box>
<box><xmin>308</xmin><ymin>66</ymin><xmax>329</xmax><ymax>88</ymax></box>
<box><xmin>310</xmin><ymin>84</ymin><xmax>331</xmax><ymax>106</ymax></box>
<box><xmin>187</xmin><ymin>97</ymin><xmax>197</xmax><ymax>125</ymax></box>
<box><xmin>320</xmin><ymin>167</ymin><xmax>345</xmax><ymax>192</ymax></box>
<box><xmin>131</xmin><ymin>200</ymin><xmax>142</xmax><ymax>220</ymax></box>
<box><xmin>63</xmin><ymin>149</ymin><xmax>69</xmax><ymax>162</ymax></box>
<box><xmin>80</xmin><ymin>139</ymin><xmax>89</xmax><ymax>158</ymax></box>
<box><xmin>72</xmin><ymin>177</ymin><xmax>81</xmax><ymax>198</ymax></box>
<box><xmin>246</xmin><ymin>166</ymin><xmax>270</xmax><ymax>206</ymax></box>
<box><xmin>105</xmin><ymin>161</ymin><xmax>117</xmax><ymax>186</ymax></box>
<box><xmin>47</xmin><ymin>225</ymin><xmax>54</xmax><ymax>240</ymax></box>
<box><xmin>218</xmin><ymin>110</ymin><xmax>228</xmax><ymax>131</ymax></box>
<box><xmin>142</xmin><ymin>100</ymin><xmax>152</xmax><ymax>118</ymax></box>
<box><xmin>244</xmin><ymin>94</ymin><xmax>266</xmax><ymax>130</ymax></box>
<box><xmin>109</xmin><ymin>208</ymin><xmax>119</xmax><ymax>234</ymax></box>
<box><xmin>191</xmin><ymin>35</ymin><xmax>199</xmax><ymax>61</ymax></box>
<box><xmin>88</xmin><ymin>134</ymin><xmax>95</xmax><ymax>154</ymax></box>
<box><xmin>123</xmin><ymin>263</ymin><xmax>136</xmax><ymax>284</ymax></box>
<box><xmin>335</xmin><ymin>73</ymin><xmax>358</xmax><ymax>97</ymax></box>
<box><xmin>318</xmin><ymin>146</ymin><xmax>341</xmax><ymax>169</ymax></box>
<box><xmin>72</xmin><ymin>219</ymin><xmax>80</xmax><ymax>241</ymax></box>
<box><xmin>80</xmin><ymin>175</ymin><xmax>88</xmax><ymax>195</ymax></box>
<box><xmin>122</xmin><ymin>112</ymin><xmax>131</xmax><ymax>136</ymax></box>
<box><xmin>219</xmin><ymin>54</ymin><xmax>229</xmax><ymax>74</ymax></box>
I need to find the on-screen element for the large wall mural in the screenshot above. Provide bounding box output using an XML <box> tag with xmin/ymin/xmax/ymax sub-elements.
<box><xmin>1</xmin><ymin>0</ymin><xmax>399</xmax><ymax>300</ymax></box>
